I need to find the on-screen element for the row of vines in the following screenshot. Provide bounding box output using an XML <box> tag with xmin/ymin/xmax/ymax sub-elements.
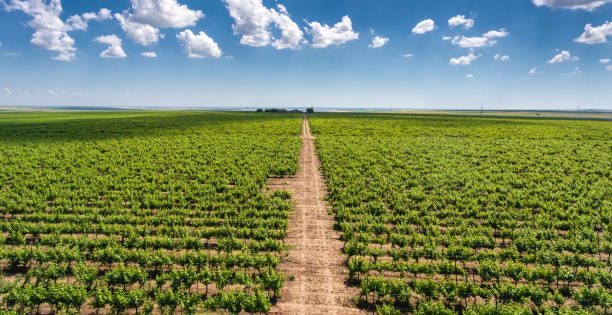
<box><xmin>310</xmin><ymin>113</ymin><xmax>612</xmax><ymax>314</ymax></box>
<box><xmin>0</xmin><ymin>111</ymin><xmax>302</xmax><ymax>314</ymax></box>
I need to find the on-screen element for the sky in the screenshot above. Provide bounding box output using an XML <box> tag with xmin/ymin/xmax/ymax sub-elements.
<box><xmin>0</xmin><ymin>0</ymin><xmax>611</xmax><ymax>110</ymax></box>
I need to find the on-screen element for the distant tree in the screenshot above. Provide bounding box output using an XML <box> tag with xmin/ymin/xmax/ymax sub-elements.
<box><xmin>256</xmin><ymin>109</ymin><xmax>263</xmax><ymax>112</ymax></box>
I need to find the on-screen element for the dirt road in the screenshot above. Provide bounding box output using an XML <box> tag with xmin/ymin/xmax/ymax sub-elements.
<box><xmin>268</xmin><ymin>115</ymin><xmax>364</xmax><ymax>315</ymax></box>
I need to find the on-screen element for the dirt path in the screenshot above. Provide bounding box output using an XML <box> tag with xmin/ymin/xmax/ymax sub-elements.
<box><xmin>268</xmin><ymin>115</ymin><xmax>364</xmax><ymax>315</ymax></box>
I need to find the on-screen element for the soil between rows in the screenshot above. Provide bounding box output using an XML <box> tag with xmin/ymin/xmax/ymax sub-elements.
<box><xmin>268</xmin><ymin>116</ymin><xmax>365</xmax><ymax>315</ymax></box>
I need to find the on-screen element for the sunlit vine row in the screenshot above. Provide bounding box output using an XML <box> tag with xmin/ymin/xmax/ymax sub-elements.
<box><xmin>311</xmin><ymin>113</ymin><xmax>612</xmax><ymax>314</ymax></box>
<box><xmin>0</xmin><ymin>111</ymin><xmax>301</xmax><ymax>314</ymax></box>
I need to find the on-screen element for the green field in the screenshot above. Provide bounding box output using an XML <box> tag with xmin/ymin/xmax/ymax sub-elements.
<box><xmin>310</xmin><ymin>113</ymin><xmax>612</xmax><ymax>314</ymax></box>
<box><xmin>0</xmin><ymin>112</ymin><xmax>301</xmax><ymax>314</ymax></box>
<box><xmin>0</xmin><ymin>111</ymin><xmax>611</xmax><ymax>314</ymax></box>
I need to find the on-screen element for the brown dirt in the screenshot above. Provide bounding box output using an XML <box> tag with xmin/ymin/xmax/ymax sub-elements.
<box><xmin>268</xmin><ymin>116</ymin><xmax>365</xmax><ymax>315</ymax></box>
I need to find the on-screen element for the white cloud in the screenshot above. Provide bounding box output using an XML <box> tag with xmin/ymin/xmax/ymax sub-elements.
<box><xmin>448</xmin><ymin>15</ymin><xmax>474</xmax><ymax>29</ymax></box>
<box><xmin>129</xmin><ymin>0</ymin><xmax>203</xmax><ymax>28</ymax></box>
<box><xmin>451</xmin><ymin>36</ymin><xmax>491</xmax><ymax>48</ymax></box>
<box><xmin>4</xmin><ymin>52</ymin><xmax>21</xmax><ymax>56</ymax></box>
<box><xmin>276</xmin><ymin>3</ymin><xmax>288</xmax><ymax>15</ymax></box>
<box><xmin>2</xmin><ymin>87</ymin><xmax>12</xmax><ymax>95</ymax></box>
<box><xmin>369</xmin><ymin>35</ymin><xmax>389</xmax><ymax>48</ymax></box>
<box><xmin>1</xmin><ymin>0</ymin><xmax>76</xmax><ymax>61</ymax></box>
<box><xmin>532</xmin><ymin>0</ymin><xmax>612</xmax><ymax>11</ymax></box>
<box><xmin>483</xmin><ymin>29</ymin><xmax>510</xmax><ymax>38</ymax></box>
<box><xmin>141</xmin><ymin>51</ymin><xmax>157</xmax><ymax>58</ymax></box>
<box><xmin>223</xmin><ymin>0</ymin><xmax>304</xmax><ymax>49</ymax></box>
<box><xmin>449</xmin><ymin>52</ymin><xmax>480</xmax><ymax>66</ymax></box>
<box><xmin>308</xmin><ymin>15</ymin><xmax>359</xmax><ymax>48</ymax></box>
<box><xmin>402</xmin><ymin>53</ymin><xmax>414</xmax><ymax>58</ymax></box>
<box><xmin>67</xmin><ymin>8</ymin><xmax>112</xmax><ymax>31</ymax></box>
<box><xmin>442</xmin><ymin>36</ymin><xmax>452</xmax><ymax>41</ymax></box>
<box><xmin>83</xmin><ymin>8</ymin><xmax>112</xmax><ymax>21</ymax></box>
<box><xmin>94</xmin><ymin>35</ymin><xmax>127</xmax><ymax>58</ymax></box>
<box><xmin>528</xmin><ymin>67</ymin><xmax>538</xmax><ymax>75</ymax></box>
<box><xmin>465</xmin><ymin>74</ymin><xmax>474</xmax><ymax>78</ymax></box>
<box><xmin>66</xmin><ymin>16</ymin><xmax>86</xmax><ymax>31</ymax></box>
<box><xmin>494</xmin><ymin>54</ymin><xmax>510</xmax><ymax>61</ymax></box>
<box><xmin>114</xmin><ymin>13</ymin><xmax>162</xmax><ymax>46</ymax></box>
<box><xmin>48</xmin><ymin>89</ymin><xmax>58</xmax><ymax>96</ymax></box>
<box><xmin>17</xmin><ymin>91</ymin><xmax>29</xmax><ymax>96</ymax></box>
<box><xmin>269</xmin><ymin>7</ymin><xmax>304</xmax><ymax>49</ymax></box>
<box><xmin>114</xmin><ymin>0</ymin><xmax>202</xmax><ymax>46</ymax></box>
<box><xmin>177</xmin><ymin>29</ymin><xmax>222</xmax><ymax>58</ymax></box>
<box><xmin>548</xmin><ymin>50</ymin><xmax>578</xmax><ymax>63</ymax></box>
<box><xmin>606</xmin><ymin>65</ymin><xmax>612</xmax><ymax>71</ymax></box>
<box><xmin>449</xmin><ymin>29</ymin><xmax>509</xmax><ymax>48</ymax></box>
<box><xmin>72</xmin><ymin>92</ymin><xmax>86</xmax><ymax>97</ymax></box>
<box><xmin>412</xmin><ymin>19</ymin><xmax>436</xmax><ymax>34</ymax></box>
<box><xmin>600</xmin><ymin>58</ymin><xmax>610</xmax><ymax>63</ymax></box>
<box><xmin>574</xmin><ymin>21</ymin><xmax>612</xmax><ymax>44</ymax></box>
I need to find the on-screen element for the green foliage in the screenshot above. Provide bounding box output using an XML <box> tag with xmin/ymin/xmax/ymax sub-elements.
<box><xmin>311</xmin><ymin>113</ymin><xmax>612</xmax><ymax>312</ymax></box>
<box><xmin>0</xmin><ymin>111</ymin><xmax>302</xmax><ymax>313</ymax></box>
<box><xmin>415</xmin><ymin>301</ymin><xmax>454</xmax><ymax>315</ymax></box>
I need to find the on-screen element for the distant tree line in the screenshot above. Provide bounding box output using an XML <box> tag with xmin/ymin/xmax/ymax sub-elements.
<box><xmin>256</xmin><ymin>107</ymin><xmax>314</xmax><ymax>113</ymax></box>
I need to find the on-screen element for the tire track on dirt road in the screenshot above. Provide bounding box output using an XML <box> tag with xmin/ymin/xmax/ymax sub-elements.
<box><xmin>268</xmin><ymin>115</ymin><xmax>365</xmax><ymax>315</ymax></box>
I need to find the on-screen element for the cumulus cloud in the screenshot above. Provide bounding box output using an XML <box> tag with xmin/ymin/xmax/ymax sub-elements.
<box><xmin>177</xmin><ymin>29</ymin><xmax>222</xmax><ymax>58</ymax></box>
<box><xmin>412</xmin><ymin>19</ymin><xmax>436</xmax><ymax>34</ymax></box>
<box><xmin>94</xmin><ymin>35</ymin><xmax>127</xmax><ymax>58</ymax></box>
<box><xmin>114</xmin><ymin>13</ymin><xmax>162</xmax><ymax>46</ymax></box>
<box><xmin>48</xmin><ymin>89</ymin><xmax>58</xmax><ymax>96</ymax></box>
<box><xmin>4</xmin><ymin>52</ymin><xmax>21</xmax><ymax>56</ymax></box>
<box><xmin>450</xmin><ymin>36</ymin><xmax>491</xmax><ymax>48</ymax></box>
<box><xmin>494</xmin><ymin>54</ymin><xmax>510</xmax><ymax>61</ymax></box>
<box><xmin>141</xmin><ymin>51</ymin><xmax>157</xmax><ymax>58</ymax></box>
<box><xmin>606</xmin><ymin>65</ymin><xmax>612</xmax><ymax>71</ymax></box>
<box><xmin>369</xmin><ymin>35</ymin><xmax>389</xmax><ymax>48</ymax></box>
<box><xmin>67</xmin><ymin>8</ymin><xmax>112</xmax><ymax>31</ymax></box>
<box><xmin>600</xmin><ymin>58</ymin><xmax>610</xmax><ymax>63</ymax></box>
<box><xmin>224</xmin><ymin>0</ymin><xmax>304</xmax><ymax>49</ymax></box>
<box><xmin>402</xmin><ymin>53</ymin><xmax>414</xmax><ymax>58</ymax></box>
<box><xmin>528</xmin><ymin>67</ymin><xmax>538</xmax><ymax>75</ymax></box>
<box><xmin>1</xmin><ymin>0</ymin><xmax>76</xmax><ymax>61</ymax></box>
<box><xmin>449</xmin><ymin>52</ymin><xmax>480</xmax><ymax>66</ymax></box>
<box><xmin>308</xmin><ymin>15</ymin><xmax>359</xmax><ymax>48</ymax></box>
<box><xmin>574</xmin><ymin>21</ymin><xmax>612</xmax><ymax>44</ymax></box>
<box><xmin>532</xmin><ymin>0</ymin><xmax>612</xmax><ymax>11</ymax></box>
<box><xmin>115</xmin><ymin>0</ymin><xmax>203</xmax><ymax>46</ymax></box>
<box><xmin>129</xmin><ymin>0</ymin><xmax>203</xmax><ymax>28</ymax></box>
<box><xmin>83</xmin><ymin>8</ymin><xmax>112</xmax><ymax>21</ymax></box>
<box><xmin>449</xmin><ymin>29</ymin><xmax>509</xmax><ymax>48</ymax></box>
<box><xmin>465</xmin><ymin>74</ymin><xmax>474</xmax><ymax>78</ymax></box>
<box><xmin>548</xmin><ymin>50</ymin><xmax>578</xmax><ymax>63</ymax></box>
<box><xmin>2</xmin><ymin>87</ymin><xmax>12</xmax><ymax>95</ymax></box>
<box><xmin>2</xmin><ymin>1</ymin><xmax>114</xmax><ymax>61</ymax></box>
<box><xmin>483</xmin><ymin>29</ymin><xmax>510</xmax><ymax>38</ymax></box>
<box><xmin>448</xmin><ymin>15</ymin><xmax>474</xmax><ymax>29</ymax></box>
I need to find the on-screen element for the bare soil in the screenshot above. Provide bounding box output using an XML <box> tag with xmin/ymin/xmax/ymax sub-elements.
<box><xmin>268</xmin><ymin>116</ymin><xmax>365</xmax><ymax>315</ymax></box>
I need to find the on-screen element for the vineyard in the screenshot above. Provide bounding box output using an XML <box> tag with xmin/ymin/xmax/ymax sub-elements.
<box><xmin>310</xmin><ymin>114</ymin><xmax>612</xmax><ymax>314</ymax></box>
<box><xmin>0</xmin><ymin>111</ymin><xmax>302</xmax><ymax>314</ymax></box>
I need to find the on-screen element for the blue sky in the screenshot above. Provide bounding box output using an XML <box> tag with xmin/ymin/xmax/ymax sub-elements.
<box><xmin>0</xmin><ymin>0</ymin><xmax>611</xmax><ymax>110</ymax></box>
